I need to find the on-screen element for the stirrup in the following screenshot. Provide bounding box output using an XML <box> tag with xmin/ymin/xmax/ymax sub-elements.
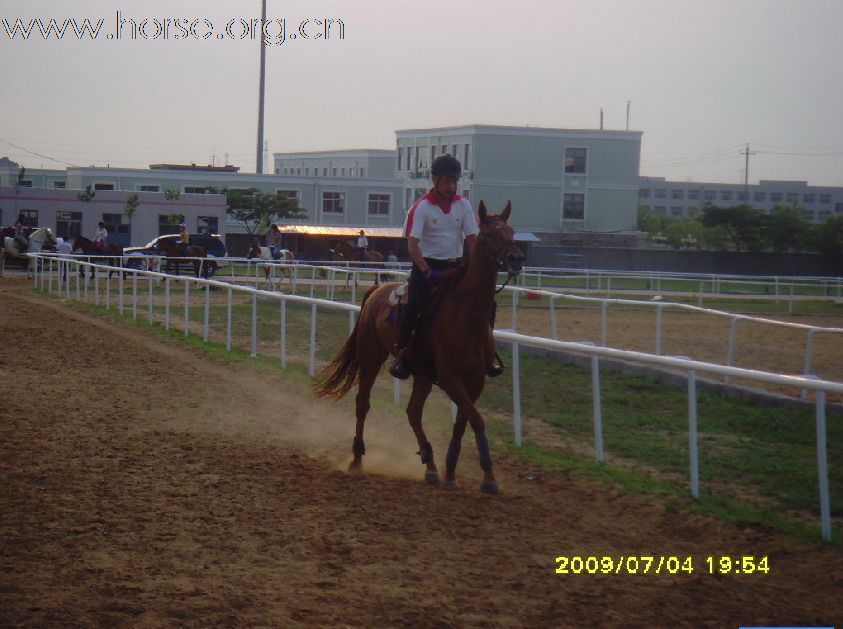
<box><xmin>389</xmin><ymin>349</ymin><xmax>412</xmax><ymax>380</ymax></box>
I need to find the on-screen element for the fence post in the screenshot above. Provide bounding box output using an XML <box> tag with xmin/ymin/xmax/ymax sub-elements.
<box><xmin>147</xmin><ymin>273</ymin><xmax>153</xmax><ymax>324</ymax></box>
<box><xmin>725</xmin><ymin>317</ymin><xmax>738</xmax><ymax>383</ymax></box>
<box><xmin>815</xmin><ymin>390</ymin><xmax>831</xmax><ymax>542</ymax></box>
<box><xmin>132</xmin><ymin>271</ymin><xmax>137</xmax><ymax>320</ymax></box>
<box><xmin>550</xmin><ymin>296</ymin><xmax>558</xmax><ymax>340</ymax></box>
<box><xmin>655</xmin><ymin>304</ymin><xmax>663</xmax><ymax>355</ymax></box>
<box><xmin>203</xmin><ymin>283</ymin><xmax>210</xmax><ymax>343</ymax></box>
<box><xmin>510</xmin><ymin>288</ymin><xmax>518</xmax><ymax>332</ymax></box>
<box><xmin>802</xmin><ymin>329</ymin><xmax>817</xmax><ymax>400</ymax></box>
<box><xmin>512</xmin><ymin>341</ymin><xmax>522</xmax><ymax>447</ymax></box>
<box><xmin>184</xmin><ymin>279</ymin><xmax>190</xmax><ymax>336</ymax></box>
<box><xmin>118</xmin><ymin>267</ymin><xmax>124</xmax><ymax>315</ymax></box>
<box><xmin>280</xmin><ymin>298</ymin><xmax>287</xmax><ymax>368</ymax></box>
<box><xmin>309</xmin><ymin>303</ymin><xmax>317</xmax><ymax>377</ymax></box>
<box><xmin>226</xmin><ymin>287</ymin><xmax>232</xmax><ymax>352</ymax></box>
<box><xmin>688</xmin><ymin>367</ymin><xmax>699</xmax><ymax>498</ymax></box>
<box><xmin>164</xmin><ymin>277</ymin><xmax>170</xmax><ymax>330</ymax></box>
<box><xmin>95</xmin><ymin>267</ymin><xmax>100</xmax><ymax>306</ymax></box>
<box><xmin>251</xmin><ymin>293</ymin><xmax>258</xmax><ymax>357</ymax></box>
<box><xmin>600</xmin><ymin>301</ymin><xmax>608</xmax><ymax>347</ymax></box>
<box><xmin>592</xmin><ymin>354</ymin><xmax>604</xmax><ymax>462</ymax></box>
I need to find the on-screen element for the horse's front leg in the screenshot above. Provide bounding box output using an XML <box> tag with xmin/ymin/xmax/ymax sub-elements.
<box><xmin>406</xmin><ymin>376</ymin><xmax>438</xmax><ymax>485</ymax></box>
<box><xmin>444</xmin><ymin>410</ymin><xmax>468</xmax><ymax>490</ymax></box>
<box><xmin>441</xmin><ymin>376</ymin><xmax>498</xmax><ymax>495</ymax></box>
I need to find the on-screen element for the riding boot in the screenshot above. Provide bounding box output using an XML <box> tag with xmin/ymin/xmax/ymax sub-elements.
<box><xmin>487</xmin><ymin>301</ymin><xmax>504</xmax><ymax>377</ymax></box>
<box><xmin>389</xmin><ymin>309</ymin><xmax>414</xmax><ymax>380</ymax></box>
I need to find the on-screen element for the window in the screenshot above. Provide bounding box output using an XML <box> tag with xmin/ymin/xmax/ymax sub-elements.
<box><xmin>296</xmin><ymin>168</ymin><xmax>301</xmax><ymax>176</ymax></box>
<box><xmin>184</xmin><ymin>186</ymin><xmax>207</xmax><ymax>194</ymax></box>
<box><xmin>670</xmin><ymin>207</ymin><xmax>683</xmax><ymax>216</ymax></box>
<box><xmin>332</xmin><ymin>168</ymin><xmax>337</xmax><ymax>176</ymax></box>
<box><xmin>688</xmin><ymin>190</ymin><xmax>699</xmax><ymax>200</ymax></box>
<box><xmin>818</xmin><ymin>210</ymin><xmax>831</xmax><ymax>219</ymax></box>
<box><xmin>323</xmin><ymin>167</ymin><xmax>328</xmax><ymax>176</ymax></box>
<box><xmin>18</xmin><ymin>180</ymin><xmax>32</xmax><ymax>187</ymax></box>
<box><xmin>463</xmin><ymin>144</ymin><xmax>471</xmax><ymax>169</ymax></box>
<box><xmin>803</xmin><ymin>193</ymin><xmax>815</xmax><ymax>203</ymax></box>
<box><xmin>305</xmin><ymin>168</ymin><xmax>309</xmax><ymax>176</ymax></box>
<box><xmin>94</xmin><ymin>182</ymin><xmax>114</xmax><ymax>191</ymax></box>
<box><xmin>639</xmin><ymin>189</ymin><xmax>651</xmax><ymax>199</ymax></box>
<box><xmin>322</xmin><ymin>191</ymin><xmax>345</xmax><ymax>214</ymax></box>
<box><xmin>198</xmin><ymin>216</ymin><xmax>218</xmax><ymax>234</ymax></box>
<box><xmin>102</xmin><ymin>213</ymin><xmax>129</xmax><ymax>237</ymax></box>
<box><xmin>786</xmin><ymin>193</ymin><xmax>798</xmax><ymax>203</ymax></box>
<box><xmin>704</xmin><ymin>191</ymin><xmax>716</xmax><ymax>201</ymax></box>
<box><xmin>52</xmin><ymin>181</ymin><xmax>66</xmax><ymax>189</ymax></box>
<box><xmin>655</xmin><ymin>189</ymin><xmax>666</xmax><ymax>199</ymax></box>
<box><xmin>406</xmin><ymin>147</ymin><xmax>412</xmax><ymax>171</ymax></box>
<box><xmin>654</xmin><ymin>206</ymin><xmax>666</xmax><ymax>215</ymax></box>
<box><xmin>452</xmin><ymin>144</ymin><xmax>458</xmax><ymax>157</ymax></box>
<box><xmin>397</xmin><ymin>150</ymin><xmax>403</xmax><ymax>171</ymax></box>
<box><xmin>462</xmin><ymin>189</ymin><xmax>470</xmax><ymax>200</ymax></box>
<box><xmin>275</xmin><ymin>168</ymin><xmax>280</xmax><ymax>174</ymax></box>
<box><xmin>769</xmin><ymin>192</ymin><xmax>783</xmax><ymax>202</ymax></box>
<box><xmin>563</xmin><ymin>193</ymin><xmax>585</xmax><ymax>220</ymax></box>
<box><xmin>19</xmin><ymin>209</ymin><xmax>38</xmax><ymax>226</ymax></box>
<box><xmin>277</xmin><ymin>189</ymin><xmax>301</xmax><ymax>211</ymax></box>
<box><xmin>137</xmin><ymin>184</ymin><xmax>160</xmax><ymax>192</ymax></box>
<box><xmin>720</xmin><ymin>190</ymin><xmax>732</xmax><ymax>201</ymax></box>
<box><xmin>819</xmin><ymin>193</ymin><xmax>831</xmax><ymax>203</ymax></box>
<box><xmin>368</xmin><ymin>193</ymin><xmax>390</xmax><ymax>216</ymax></box>
<box><xmin>737</xmin><ymin>191</ymin><xmax>747</xmax><ymax>201</ymax></box>
<box><xmin>564</xmin><ymin>147</ymin><xmax>587</xmax><ymax>174</ymax></box>
<box><xmin>55</xmin><ymin>211</ymin><xmax>82</xmax><ymax>239</ymax></box>
<box><xmin>835</xmin><ymin>203</ymin><xmax>843</xmax><ymax>214</ymax></box>
<box><xmin>341</xmin><ymin>168</ymin><xmax>346</xmax><ymax>177</ymax></box>
<box><xmin>754</xmin><ymin>191</ymin><xmax>766</xmax><ymax>202</ymax></box>
<box><xmin>360</xmin><ymin>167</ymin><xmax>365</xmax><ymax>177</ymax></box>
<box><xmin>429</xmin><ymin>146</ymin><xmax>436</xmax><ymax>167</ymax></box>
<box><xmin>671</xmin><ymin>189</ymin><xmax>684</xmax><ymax>200</ymax></box>
<box><xmin>688</xmin><ymin>207</ymin><xmax>700</xmax><ymax>216</ymax></box>
<box><xmin>801</xmin><ymin>210</ymin><xmax>815</xmax><ymax>220</ymax></box>
<box><xmin>441</xmin><ymin>144</ymin><xmax>447</xmax><ymax>155</ymax></box>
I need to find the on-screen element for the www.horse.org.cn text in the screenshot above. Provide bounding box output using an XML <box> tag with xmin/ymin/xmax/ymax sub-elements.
<box><xmin>1</xmin><ymin>12</ymin><xmax>346</xmax><ymax>45</ymax></box>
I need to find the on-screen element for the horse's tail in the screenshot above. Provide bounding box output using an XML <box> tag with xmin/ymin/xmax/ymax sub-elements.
<box><xmin>314</xmin><ymin>285</ymin><xmax>379</xmax><ymax>399</ymax></box>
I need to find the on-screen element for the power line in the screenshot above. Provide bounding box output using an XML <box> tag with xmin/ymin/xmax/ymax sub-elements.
<box><xmin>0</xmin><ymin>137</ymin><xmax>80</xmax><ymax>167</ymax></box>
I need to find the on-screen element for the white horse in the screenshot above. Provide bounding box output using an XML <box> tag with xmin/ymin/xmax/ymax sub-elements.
<box><xmin>247</xmin><ymin>244</ymin><xmax>295</xmax><ymax>290</ymax></box>
<box><xmin>1</xmin><ymin>227</ymin><xmax>57</xmax><ymax>278</ymax></box>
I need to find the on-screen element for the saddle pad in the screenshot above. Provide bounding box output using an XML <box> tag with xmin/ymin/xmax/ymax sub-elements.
<box><xmin>388</xmin><ymin>281</ymin><xmax>409</xmax><ymax>307</ymax></box>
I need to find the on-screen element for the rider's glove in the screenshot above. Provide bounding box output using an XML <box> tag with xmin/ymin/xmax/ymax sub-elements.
<box><xmin>424</xmin><ymin>267</ymin><xmax>444</xmax><ymax>286</ymax></box>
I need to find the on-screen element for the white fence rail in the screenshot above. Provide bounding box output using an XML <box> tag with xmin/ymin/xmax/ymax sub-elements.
<box><xmin>30</xmin><ymin>254</ymin><xmax>841</xmax><ymax>541</ymax></box>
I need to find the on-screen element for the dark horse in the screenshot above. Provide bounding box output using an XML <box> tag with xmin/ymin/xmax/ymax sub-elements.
<box><xmin>72</xmin><ymin>236</ymin><xmax>124</xmax><ymax>278</ymax></box>
<box><xmin>315</xmin><ymin>201</ymin><xmax>524</xmax><ymax>494</ymax></box>
<box><xmin>331</xmin><ymin>240</ymin><xmax>386</xmax><ymax>287</ymax></box>
<box><xmin>156</xmin><ymin>240</ymin><xmax>208</xmax><ymax>277</ymax></box>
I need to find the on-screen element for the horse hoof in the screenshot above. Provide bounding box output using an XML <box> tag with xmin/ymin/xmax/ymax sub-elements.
<box><xmin>444</xmin><ymin>480</ymin><xmax>458</xmax><ymax>491</ymax></box>
<box><xmin>348</xmin><ymin>461</ymin><xmax>362</xmax><ymax>474</ymax></box>
<box><xmin>424</xmin><ymin>470</ymin><xmax>439</xmax><ymax>486</ymax></box>
<box><xmin>480</xmin><ymin>481</ymin><xmax>500</xmax><ymax>495</ymax></box>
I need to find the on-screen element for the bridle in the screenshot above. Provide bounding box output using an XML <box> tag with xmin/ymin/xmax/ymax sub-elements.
<box><xmin>478</xmin><ymin>220</ymin><xmax>522</xmax><ymax>294</ymax></box>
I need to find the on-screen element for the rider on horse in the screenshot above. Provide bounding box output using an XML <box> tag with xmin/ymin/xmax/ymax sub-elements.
<box><xmin>267</xmin><ymin>224</ymin><xmax>284</xmax><ymax>260</ymax></box>
<box><xmin>12</xmin><ymin>220</ymin><xmax>29</xmax><ymax>254</ymax></box>
<box><xmin>389</xmin><ymin>154</ymin><xmax>504</xmax><ymax>380</ymax></box>
<box><xmin>93</xmin><ymin>220</ymin><xmax>108</xmax><ymax>252</ymax></box>
<box><xmin>356</xmin><ymin>229</ymin><xmax>369</xmax><ymax>261</ymax></box>
<box><xmin>177</xmin><ymin>223</ymin><xmax>190</xmax><ymax>256</ymax></box>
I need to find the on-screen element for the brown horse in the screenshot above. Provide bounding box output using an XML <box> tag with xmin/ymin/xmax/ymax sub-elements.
<box><xmin>156</xmin><ymin>240</ymin><xmax>208</xmax><ymax>277</ymax></box>
<box><xmin>315</xmin><ymin>201</ymin><xmax>524</xmax><ymax>494</ymax></box>
<box><xmin>330</xmin><ymin>240</ymin><xmax>386</xmax><ymax>287</ymax></box>
<box><xmin>72</xmin><ymin>236</ymin><xmax>124</xmax><ymax>278</ymax></box>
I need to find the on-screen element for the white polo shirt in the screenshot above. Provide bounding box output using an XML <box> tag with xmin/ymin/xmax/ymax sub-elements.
<box><xmin>403</xmin><ymin>191</ymin><xmax>479</xmax><ymax>260</ymax></box>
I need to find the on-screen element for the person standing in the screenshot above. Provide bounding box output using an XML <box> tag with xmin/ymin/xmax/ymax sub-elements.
<box><xmin>356</xmin><ymin>229</ymin><xmax>369</xmax><ymax>261</ymax></box>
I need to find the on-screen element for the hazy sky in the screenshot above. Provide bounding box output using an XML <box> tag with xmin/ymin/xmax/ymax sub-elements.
<box><xmin>2</xmin><ymin>0</ymin><xmax>842</xmax><ymax>186</ymax></box>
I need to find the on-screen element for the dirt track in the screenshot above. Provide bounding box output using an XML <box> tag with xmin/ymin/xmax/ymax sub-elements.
<box><xmin>2</xmin><ymin>277</ymin><xmax>842</xmax><ymax>628</ymax></box>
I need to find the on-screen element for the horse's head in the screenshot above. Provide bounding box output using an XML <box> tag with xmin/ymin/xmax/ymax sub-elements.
<box><xmin>247</xmin><ymin>243</ymin><xmax>260</xmax><ymax>259</ymax></box>
<box><xmin>477</xmin><ymin>200</ymin><xmax>524</xmax><ymax>275</ymax></box>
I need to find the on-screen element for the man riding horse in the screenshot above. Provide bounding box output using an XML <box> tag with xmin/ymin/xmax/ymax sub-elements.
<box><xmin>390</xmin><ymin>154</ymin><xmax>504</xmax><ymax>380</ymax></box>
<box><xmin>12</xmin><ymin>220</ymin><xmax>29</xmax><ymax>255</ymax></box>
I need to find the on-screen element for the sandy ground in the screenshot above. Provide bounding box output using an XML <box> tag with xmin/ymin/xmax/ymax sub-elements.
<box><xmin>2</xmin><ymin>276</ymin><xmax>842</xmax><ymax>628</ymax></box>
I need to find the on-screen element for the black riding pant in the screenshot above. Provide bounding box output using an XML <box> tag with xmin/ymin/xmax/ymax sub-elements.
<box><xmin>398</xmin><ymin>258</ymin><xmax>458</xmax><ymax>349</ymax></box>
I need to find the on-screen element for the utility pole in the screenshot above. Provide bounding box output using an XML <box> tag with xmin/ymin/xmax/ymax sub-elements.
<box><xmin>739</xmin><ymin>143</ymin><xmax>756</xmax><ymax>204</ymax></box>
<box><xmin>255</xmin><ymin>0</ymin><xmax>267</xmax><ymax>174</ymax></box>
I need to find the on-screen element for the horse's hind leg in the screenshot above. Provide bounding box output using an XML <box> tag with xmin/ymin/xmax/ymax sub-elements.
<box><xmin>444</xmin><ymin>409</ymin><xmax>468</xmax><ymax>489</ymax></box>
<box><xmin>406</xmin><ymin>376</ymin><xmax>438</xmax><ymax>485</ymax></box>
<box><xmin>350</xmin><ymin>344</ymin><xmax>389</xmax><ymax>472</ymax></box>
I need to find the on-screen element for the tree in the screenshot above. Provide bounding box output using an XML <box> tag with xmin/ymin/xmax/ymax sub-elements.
<box><xmin>123</xmin><ymin>193</ymin><xmax>139</xmax><ymax>221</ymax></box>
<box><xmin>637</xmin><ymin>205</ymin><xmax>665</xmax><ymax>237</ymax></box>
<box><xmin>700</xmin><ymin>203</ymin><xmax>766</xmax><ymax>251</ymax></box>
<box><xmin>663</xmin><ymin>216</ymin><xmax>705</xmax><ymax>249</ymax></box>
<box><xmin>214</xmin><ymin>187</ymin><xmax>307</xmax><ymax>235</ymax></box>
<box><xmin>76</xmin><ymin>185</ymin><xmax>96</xmax><ymax>202</ymax></box>
<box><xmin>765</xmin><ymin>203</ymin><xmax>810</xmax><ymax>253</ymax></box>
<box><xmin>809</xmin><ymin>215</ymin><xmax>843</xmax><ymax>259</ymax></box>
<box><xmin>164</xmin><ymin>188</ymin><xmax>181</xmax><ymax>201</ymax></box>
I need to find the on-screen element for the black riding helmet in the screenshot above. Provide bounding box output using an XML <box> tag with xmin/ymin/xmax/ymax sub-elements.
<box><xmin>431</xmin><ymin>154</ymin><xmax>461</xmax><ymax>178</ymax></box>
